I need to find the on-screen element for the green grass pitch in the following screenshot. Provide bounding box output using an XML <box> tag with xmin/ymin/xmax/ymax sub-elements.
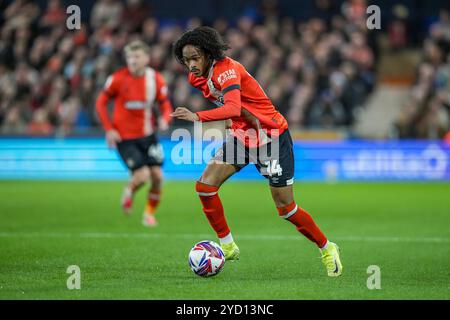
<box><xmin>0</xmin><ymin>181</ymin><xmax>449</xmax><ymax>300</ymax></box>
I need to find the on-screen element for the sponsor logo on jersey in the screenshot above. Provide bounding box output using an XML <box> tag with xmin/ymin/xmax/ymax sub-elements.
<box><xmin>217</xmin><ymin>69</ymin><xmax>237</xmax><ymax>86</ymax></box>
<box><xmin>124</xmin><ymin>101</ymin><xmax>151</xmax><ymax>109</ymax></box>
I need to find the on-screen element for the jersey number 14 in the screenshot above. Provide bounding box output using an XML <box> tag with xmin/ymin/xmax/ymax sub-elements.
<box><xmin>265</xmin><ymin>160</ymin><xmax>282</xmax><ymax>177</ymax></box>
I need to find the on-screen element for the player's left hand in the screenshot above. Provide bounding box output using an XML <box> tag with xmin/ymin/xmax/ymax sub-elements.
<box><xmin>158</xmin><ymin>119</ymin><xmax>169</xmax><ymax>132</ymax></box>
<box><xmin>171</xmin><ymin>107</ymin><xmax>199</xmax><ymax>122</ymax></box>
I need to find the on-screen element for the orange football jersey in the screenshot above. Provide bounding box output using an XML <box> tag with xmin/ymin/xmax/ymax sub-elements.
<box><xmin>96</xmin><ymin>67</ymin><xmax>172</xmax><ymax>140</ymax></box>
<box><xmin>189</xmin><ymin>56</ymin><xmax>288</xmax><ymax>147</ymax></box>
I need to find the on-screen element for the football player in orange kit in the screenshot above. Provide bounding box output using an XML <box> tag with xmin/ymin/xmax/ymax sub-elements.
<box><xmin>171</xmin><ymin>27</ymin><xmax>343</xmax><ymax>276</ymax></box>
<box><xmin>96</xmin><ymin>40</ymin><xmax>173</xmax><ymax>227</ymax></box>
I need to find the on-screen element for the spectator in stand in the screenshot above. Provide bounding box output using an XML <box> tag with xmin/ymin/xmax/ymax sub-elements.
<box><xmin>392</xmin><ymin>9</ymin><xmax>450</xmax><ymax>139</ymax></box>
<box><xmin>27</xmin><ymin>108</ymin><xmax>53</xmax><ymax>136</ymax></box>
<box><xmin>121</xmin><ymin>0</ymin><xmax>152</xmax><ymax>33</ymax></box>
<box><xmin>90</xmin><ymin>0</ymin><xmax>123</xmax><ymax>31</ymax></box>
<box><xmin>40</xmin><ymin>0</ymin><xmax>66</xmax><ymax>29</ymax></box>
<box><xmin>0</xmin><ymin>0</ymin><xmax>378</xmax><ymax>136</ymax></box>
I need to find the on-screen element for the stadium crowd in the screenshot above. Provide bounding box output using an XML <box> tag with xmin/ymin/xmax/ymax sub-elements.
<box><xmin>0</xmin><ymin>0</ymin><xmax>376</xmax><ymax>136</ymax></box>
<box><xmin>392</xmin><ymin>8</ymin><xmax>450</xmax><ymax>139</ymax></box>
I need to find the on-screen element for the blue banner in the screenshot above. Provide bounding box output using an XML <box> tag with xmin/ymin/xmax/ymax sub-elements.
<box><xmin>0</xmin><ymin>138</ymin><xmax>449</xmax><ymax>181</ymax></box>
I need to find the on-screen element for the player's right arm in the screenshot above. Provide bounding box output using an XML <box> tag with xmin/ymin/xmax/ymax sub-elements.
<box><xmin>196</xmin><ymin>88</ymin><xmax>242</xmax><ymax>121</ymax></box>
<box><xmin>173</xmin><ymin>68</ymin><xmax>242</xmax><ymax>123</ymax></box>
<box><xmin>95</xmin><ymin>74</ymin><xmax>122</xmax><ymax>148</ymax></box>
<box><xmin>194</xmin><ymin>62</ymin><xmax>243</xmax><ymax>122</ymax></box>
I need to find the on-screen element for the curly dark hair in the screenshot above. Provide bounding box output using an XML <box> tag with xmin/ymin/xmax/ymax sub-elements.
<box><xmin>173</xmin><ymin>26</ymin><xmax>230</xmax><ymax>65</ymax></box>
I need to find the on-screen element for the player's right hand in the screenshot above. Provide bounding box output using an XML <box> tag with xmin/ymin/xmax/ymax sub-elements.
<box><xmin>106</xmin><ymin>129</ymin><xmax>122</xmax><ymax>148</ymax></box>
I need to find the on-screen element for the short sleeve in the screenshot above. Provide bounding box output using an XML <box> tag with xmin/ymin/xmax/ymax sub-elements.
<box><xmin>103</xmin><ymin>73</ymin><xmax>119</xmax><ymax>97</ymax></box>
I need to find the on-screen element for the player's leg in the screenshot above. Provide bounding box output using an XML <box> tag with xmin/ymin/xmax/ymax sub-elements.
<box><xmin>140</xmin><ymin>134</ymin><xmax>165</xmax><ymax>226</ymax></box>
<box><xmin>197</xmin><ymin>162</ymin><xmax>239</xmax><ymax>260</ymax></box>
<box><xmin>270</xmin><ymin>185</ymin><xmax>342</xmax><ymax>277</ymax></box>
<box><xmin>117</xmin><ymin>139</ymin><xmax>149</xmax><ymax>214</ymax></box>
<box><xmin>196</xmin><ymin>137</ymin><xmax>246</xmax><ymax>260</ymax></box>
<box><xmin>271</xmin><ymin>185</ymin><xmax>328</xmax><ymax>248</ymax></box>
<box><xmin>142</xmin><ymin>165</ymin><xmax>163</xmax><ymax>226</ymax></box>
<box><xmin>121</xmin><ymin>166</ymin><xmax>150</xmax><ymax>214</ymax></box>
<box><xmin>260</xmin><ymin>130</ymin><xmax>342</xmax><ymax>276</ymax></box>
<box><xmin>270</xmin><ymin>185</ymin><xmax>330</xmax><ymax>247</ymax></box>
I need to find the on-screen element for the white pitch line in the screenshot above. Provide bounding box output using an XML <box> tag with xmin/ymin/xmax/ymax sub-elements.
<box><xmin>0</xmin><ymin>232</ymin><xmax>449</xmax><ymax>243</ymax></box>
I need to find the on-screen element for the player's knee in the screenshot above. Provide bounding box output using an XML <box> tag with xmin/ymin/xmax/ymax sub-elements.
<box><xmin>270</xmin><ymin>185</ymin><xmax>294</xmax><ymax>207</ymax></box>
<box><xmin>151</xmin><ymin>179</ymin><xmax>162</xmax><ymax>190</ymax></box>
<box><xmin>199</xmin><ymin>162</ymin><xmax>236</xmax><ymax>187</ymax></box>
<box><xmin>134</xmin><ymin>167</ymin><xmax>150</xmax><ymax>183</ymax></box>
<box><xmin>195</xmin><ymin>181</ymin><xmax>219</xmax><ymax>197</ymax></box>
<box><xmin>274</xmin><ymin>198</ymin><xmax>292</xmax><ymax>208</ymax></box>
<box><xmin>150</xmin><ymin>168</ymin><xmax>163</xmax><ymax>186</ymax></box>
<box><xmin>271</xmin><ymin>193</ymin><xmax>292</xmax><ymax>208</ymax></box>
<box><xmin>198</xmin><ymin>171</ymin><xmax>217</xmax><ymax>186</ymax></box>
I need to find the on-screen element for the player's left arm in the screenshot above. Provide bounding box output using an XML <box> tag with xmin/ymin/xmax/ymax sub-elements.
<box><xmin>155</xmin><ymin>72</ymin><xmax>173</xmax><ymax>130</ymax></box>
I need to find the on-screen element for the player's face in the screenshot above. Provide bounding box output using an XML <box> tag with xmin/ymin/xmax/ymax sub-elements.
<box><xmin>125</xmin><ymin>49</ymin><xmax>150</xmax><ymax>76</ymax></box>
<box><xmin>182</xmin><ymin>45</ymin><xmax>209</xmax><ymax>77</ymax></box>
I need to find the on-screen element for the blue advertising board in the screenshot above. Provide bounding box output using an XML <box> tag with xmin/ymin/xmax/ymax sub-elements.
<box><xmin>0</xmin><ymin>138</ymin><xmax>449</xmax><ymax>181</ymax></box>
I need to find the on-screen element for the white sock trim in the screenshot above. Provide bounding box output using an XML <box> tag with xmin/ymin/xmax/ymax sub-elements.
<box><xmin>320</xmin><ymin>240</ymin><xmax>330</xmax><ymax>251</ymax></box>
<box><xmin>123</xmin><ymin>186</ymin><xmax>133</xmax><ymax>198</ymax></box>
<box><xmin>197</xmin><ymin>191</ymin><xmax>217</xmax><ymax>197</ymax></box>
<box><xmin>219</xmin><ymin>233</ymin><xmax>234</xmax><ymax>245</ymax></box>
<box><xmin>148</xmin><ymin>193</ymin><xmax>161</xmax><ymax>200</ymax></box>
<box><xmin>281</xmin><ymin>205</ymin><xmax>298</xmax><ymax>219</ymax></box>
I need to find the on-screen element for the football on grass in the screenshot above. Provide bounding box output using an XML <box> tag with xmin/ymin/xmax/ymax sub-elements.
<box><xmin>188</xmin><ymin>240</ymin><xmax>225</xmax><ymax>277</ymax></box>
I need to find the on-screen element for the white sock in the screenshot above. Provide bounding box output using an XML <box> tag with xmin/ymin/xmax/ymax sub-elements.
<box><xmin>320</xmin><ymin>240</ymin><xmax>330</xmax><ymax>251</ymax></box>
<box><xmin>124</xmin><ymin>186</ymin><xmax>132</xmax><ymax>197</ymax></box>
<box><xmin>219</xmin><ymin>233</ymin><xmax>234</xmax><ymax>245</ymax></box>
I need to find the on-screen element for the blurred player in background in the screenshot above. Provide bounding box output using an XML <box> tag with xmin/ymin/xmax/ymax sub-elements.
<box><xmin>172</xmin><ymin>27</ymin><xmax>343</xmax><ymax>277</ymax></box>
<box><xmin>96</xmin><ymin>40</ymin><xmax>173</xmax><ymax>227</ymax></box>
